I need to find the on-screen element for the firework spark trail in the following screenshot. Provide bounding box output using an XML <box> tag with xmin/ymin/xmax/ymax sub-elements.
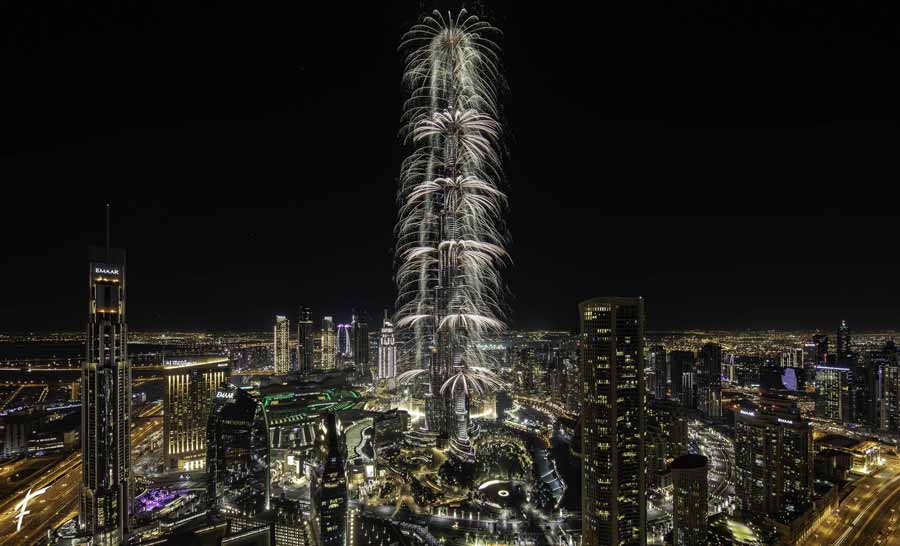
<box><xmin>394</xmin><ymin>10</ymin><xmax>509</xmax><ymax>460</ymax></box>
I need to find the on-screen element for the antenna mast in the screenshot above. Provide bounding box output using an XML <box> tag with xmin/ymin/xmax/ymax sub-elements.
<box><xmin>105</xmin><ymin>203</ymin><xmax>110</xmax><ymax>260</ymax></box>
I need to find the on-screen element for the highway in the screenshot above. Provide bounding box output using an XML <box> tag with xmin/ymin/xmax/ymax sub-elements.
<box><xmin>806</xmin><ymin>455</ymin><xmax>900</xmax><ymax>546</ymax></box>
<box><xmin>692</xmin><ymin>424</ymin><xmax>735</xmax><ymax>512</ymax></box>
<box><xmin>0</xmin><ymin>404</ymin><xmax>162</xmax><ymax>546</ymax></box>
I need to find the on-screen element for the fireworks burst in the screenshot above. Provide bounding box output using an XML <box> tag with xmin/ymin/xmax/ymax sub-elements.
<box><xmin>394</xmin><ymin>9</ymin><xmax>508</xmax><ymax>458</ymax></box>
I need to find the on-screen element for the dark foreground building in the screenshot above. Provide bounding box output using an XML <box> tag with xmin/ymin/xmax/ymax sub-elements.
<box><xmin>671</xmin><ymin>454</ymin><xmax>709</xmax><ymax>546</ymax></box>
<box><xmin>311</xmin><ymin>412</ymin><xmax>348</xmax><ymax>546</ymax></box>
<box><xmin>207</xmin><ymin>384</ymin><xmax>271</xmax><ymax>516</ymax></box>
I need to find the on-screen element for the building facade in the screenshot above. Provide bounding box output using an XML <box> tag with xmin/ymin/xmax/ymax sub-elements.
<box><xmin>81</xmin><ymin>246</ymin><xmax>131</xmax><ymax>545</ymax></box>
<box><xmin>579</xmin><ymin>297</ymin><xmax>646</xmax><ymax>546</ymax></box>
<box><xmin>274</xmin><ymin>315</ymin><xmax>291</xmax><ymax>375</ymax></box>
<box><xmin>697</xmin><ymin>343</ymin><xmax>722</xmax><ymax>419</ymax></box>
<box><xmin>734</xmin><ymin>402</ymin><xmax>813</xmax><ymax>518</ymax></box>
<box><xmin>351</xmin><ymin>310</ymin><xmax>369</xmax><ymax>369</ymax></box>
<box><xmin>378</xmin><ymin>312</ymin><xmax>396</xmax><ymax>380</ymax></box>
<box><xmin>321</xmin><ymin>317</ymin><xmax>337</xmax><ymax>370</ymax></box>
<box><xmin>668</xmin><ymin>350</ymin><xmax>694</xmax><ymax>407</ymax></box>
<box><xmin>837</xmin><ymin>320</ymin><xmax>851</xmax><ymax>364</ymax></box>
<box><xmin>312</xmin><ymin>412</ymin><xmax>348</xmax><ymax>546</ymax></box>
<box><xmin>881</xmin><ymin>342</ymin><xmax>900</xmax><ymax>432</ymax></box>
<box><xmin>816</xmin><ymin>365</ymin><xmax>851</xmax><ymax>423</ymax></box>
<box><xmin>163</xmin><ymin>355</ymin><xmax>231</xmax><ymax>471</ymax></box>
<box><xmin>207</xmin><ymin>384</ymin><xmax>271</xmax><ymax>516</ymax></box>
<box><xmin>671</xmin><ymin>454</ymin><xmax>709</xmax><ymax>546</ymax></box>
<box><xmin>649</xmin><ymin>345</ymin><xmax>667</xmax><ymax>400</ymax></box>
<box><xmin>298</xmin><ymin>306</ymin><xmax>314</xmax><ymax>375</ymax></box>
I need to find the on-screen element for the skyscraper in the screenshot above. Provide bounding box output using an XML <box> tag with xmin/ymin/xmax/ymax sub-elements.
<box><xmin>321</xmin><ymin>317</ymin><xmax>336</xmax><ymax>370</ymax></box>
<box><xmin>378</xmin><ymin>311</ymin><xmax>396</xmax><ymax>380</ymax></box>
<box><xmin>351</xmin><ymin>309</ymin><xmax>369</xmax><ymax>370</ymax></box>
<box><xmin>163</xmin><ymin>356</ymin><xmax>231</xmax><ymax>471</ymax></box>
<box><xmin>274</xmin><ymin>315</ymin><xmax>290</xmax><ymax>376</ymax></box>
<box><xmin>837</xmin><ymin>319</ymin><xmax>851</xmax><ymax>364</ymax></box>
<box><xmin>394</xmin><ymin>12</ymin><xmax>508</xmax><ymax>461</ymax></box>
<box><xmin>311</xmin><ymin>412</ymin><xmax>348</xmax><ymax>546</ymax></box>
<box><xmin>812</xmin><ymin>334</ymin><xmax>829</xmax><ymax>363</ymax></box>
<box><xmin>734</xmin><ymin>401</ymin><xmax>813</xmax><ymax>517</ymax></box>
<box><xmin>206</xmin><ymin>384</ymin><xmax>270</xmax><ymax>516</ymax></box>
<box><xmin>580</xmin><ymin>297</ymin><xmax>646</xmax><ymax>546</ymax></box>
<box><xmin>648</xmin><ymin>398</ymin><xmax>688</xmax><ymax>459</ymax></box>
<box><xmin>697</xmin><ymin>343</ymin><xmax>722</xmax><ymax>419</ymax></box>
<box><xmin>81</xmin><ymin>244</ymin><xmax>131</xmax><ymax>545</ymax></box>
<box><xmin>297</xmin><ymin>306</ymin><xmax>314</xmax><ymax>375</ymax></box>
<box><xmin>855</xmin><ymin>350</ymin><xmax>881</xmax><ymax>428</ymax></box>
<box><xmin>671</xmin><ymin>454</ymin><xmax>709</xmax><ymax>546</ymax></box>
<box><xmin>337</xmin><ymin>323</ymin><xmax>352</xmax><ymax>360</ymax></box>
<box><xmin>649</xmin><ymin>345</ymin><xmax>667</xmax><ymax>400</ymax></box>
<box><xmin>880</xmin><ymin>341</ymin><xmax>900</xmax><ymax>433</ymax></box>
<box><xmin>668</xmin><ymin>350</ymin><xmax>694</xmax><ymax>407</ymax></box>
<box><xmin>816</xmin><ymin>365</ymin><xmax>851</xmax><ymax>422</ymax></box>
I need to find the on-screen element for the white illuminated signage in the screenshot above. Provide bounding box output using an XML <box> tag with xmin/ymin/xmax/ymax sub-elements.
<box><xmin>777</xmin><ymin>418</ymin><xmax>794</xmax><ymax>425</ymax></box>
<box><xmin>216</xmin><ymin>391</ymin><xmax>235</xmax><ymax>400</ymax></box>
<box><xmin>94</xmin><ymin>267</ymin><xmax>120</xmax><ymax>275</ymax></box>
<box><xmin>739</xmin><ymin>410</ymin><xmax>756</xmax><ymax>417</ymax></box>
<box><xmin>15</xmin><ymin>486</ymin><xmax>49</xmax><ymax>532</ymax></box>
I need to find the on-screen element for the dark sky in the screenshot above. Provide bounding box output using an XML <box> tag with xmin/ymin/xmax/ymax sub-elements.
<box><xmin>3</xmin><ymin>2</ymin><xmax>900</xmax><ymax>332</ymax></box>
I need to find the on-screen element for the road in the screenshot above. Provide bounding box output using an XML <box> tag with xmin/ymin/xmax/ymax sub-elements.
<box><xmin>692</xmin><ymin>424</ymin><xmax>735</xmax><ymax>513</ymax></box>
<box><xmin>0</xmin><ymin>404</ymin><xmax>162</xmax><ymax>546</ymax></box>
<box><xmin>807</xmin><ymin>456</ymin><xmax>900</xmax><ymax>546</ymax></box>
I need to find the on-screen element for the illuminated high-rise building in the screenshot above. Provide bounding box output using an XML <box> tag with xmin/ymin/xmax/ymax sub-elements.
<box><xmin>649</xmin><ymin>345</ymin><xmax>667</xmax><ymax>399</ymax></box>
<box><xmin>337</xmin><ymin>323</ymin><xmax>352</xmax><ymax>360</ymax></box>
<box><xmin>162</xmin><ymin>355</ymin><xmax>231</xmax><ymax>471</ymax></box>
<box><xmin>668</xmin><ymin>350</ymin><xmax>693</xmax><ymax>406</ymax></box>
<box><xmin>580</xmin><ymin>297</ymin><xmax>646</xmax><ymax>546</ymax></box>
<box><xmin>855</xmin><ymin>350</ymin><xmax>881</xmax><ymax>428</ymax></box>
<box><xmin>81</xmin><ymin>244</ymin><xmax>132</xmax><ymax>545</ymax></box>
<box><xmin>297</xmin><ymin>306</ymin><xmax>314</xmax><ymax>375</ymax></box>
<box><xmin>206</xmin><ymin>384</ymin><xmax>270</xmax><ymax>516</ymax></box>
<box><xmin>671</xmin><ymin>454</ymin><xmax>709</xmax><ymax>546</ymax></box>
<box><xmin>311</xmin><ymin>412</ymin><xmax>348</xmax><ymax>546</ymax></box>
<box><xmin>321</xmin><ymin>317</ymin><xmax>337</xmax><ymax>370</ymax></box>
<box><xmin>837</xmin><ymin>319</ymin><xmax>851</xmax><ymax>364</ymax></box>
<box><xmin>648</xmin><ymin>398</ymin><xmax>688</xmax><ymax>460</ymax></box>
<box><xmin>697</xmin><ymin>343</ymin><xmax>722</xmax><ymax>419</ymax></box>
<box><xmin>812</xmin><ymin>334</ymin><xmax>829</xmax><ymax>363</ymax></box>
<box><xmin>779</xmin><ymin>348</ymin><xmax>804</xmax><ymax>369</ymax></box>
<box><xmin>816</xmin><ymin>365</ymin><xmax>851</xmax><ymax>423</ymax></box>
<box><xmin>351</xmin><ymin>309</ymin><xmax>369</xmax><ymax>369</ymax></box>
<box><xmin>394</xmin><ymin>13</ymin><xmax>508</xmax><ymax>461</ymax></box>
<box><xmin>274</xmin><ymin>315</ymin><xmax>290</xmax><ymax>375</ymax></box>
<box><xmin>734</xmin><ymin>401</ymin><xmax>813</xmax><ymax>517</ymax></box>
<box><xmin>880</xmin><ymin>341</ymin><xmax>900</xmax><ymax>433</ymax></box>
<box><xmin>378</xmin><ymin>311</ymin><xmax>396</xmax><ymax>380</ymax></box>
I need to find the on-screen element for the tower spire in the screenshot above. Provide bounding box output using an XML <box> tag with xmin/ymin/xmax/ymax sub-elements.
<box><xmin>105</xmin><ymin>203</ymin><xmax>110</xmax><ymax>260</ymax></box>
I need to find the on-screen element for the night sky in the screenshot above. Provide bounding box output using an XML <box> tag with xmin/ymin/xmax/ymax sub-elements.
<box><xmin>3</xmin><ymin>2</ymin><xmax>900</xmax><ymax>332</ymax></box>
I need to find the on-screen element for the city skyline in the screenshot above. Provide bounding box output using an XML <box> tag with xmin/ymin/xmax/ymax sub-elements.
<box><xmin>4</xmin><ymin>5</ymin><xmax>900</xmax><ymax>546</ymax></box>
